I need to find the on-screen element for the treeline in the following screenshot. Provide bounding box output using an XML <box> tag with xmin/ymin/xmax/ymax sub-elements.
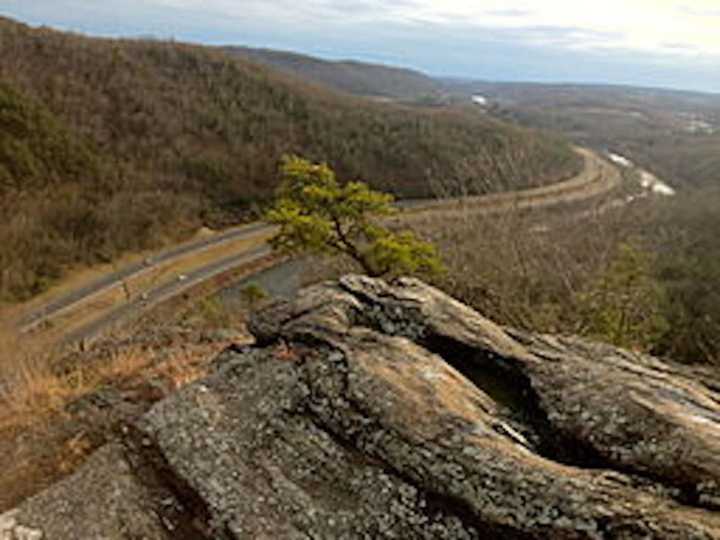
<box><xmin>440</xmin><ymin>82</ymin><xmax>720</xmax><ymax>363</ymax></box>
<box><xmin>651</xmin><ymin>188</ymin><xmax>720</xmax><ymax>362</ymax></box>
<box><xmin>501</xmin><ymin>104</ymin><xmax>720</xmax><ymax>191</ymax></box>
<box><xmin>0</xmin><ymin>17</ymin><xmax>580</xmax><ymax>301</ymax></box>
<box><xmin>224</xmin><ymin>47</ymin><xmax>443</xmax><ymax>100</ymax></box>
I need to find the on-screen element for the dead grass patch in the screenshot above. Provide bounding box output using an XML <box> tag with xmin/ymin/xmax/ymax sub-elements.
<box><xmin>0</xmin><ymin>321</ymin><xmax>248</xmax><ymax>511</ymax></box>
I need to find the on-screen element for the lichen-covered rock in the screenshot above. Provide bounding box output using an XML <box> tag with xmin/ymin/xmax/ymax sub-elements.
<box><xmin>9</xmin><ymin>275</ymin><xmax>720</xmax><ymax>538</ymax></box>
<box><xmin>4</xmin><ymin>444</ymin><xmax>172</xmax><ymax>539</ymax></box>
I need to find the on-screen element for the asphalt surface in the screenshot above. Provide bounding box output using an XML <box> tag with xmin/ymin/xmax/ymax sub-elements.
<box><xmin>218</xmin><ymin>258</ymin><xmax>308</xmax><ymax>307</ymax></box>
<box><xmin>19</xmin><ymin>222</ymin><xmax>273</xmax><ymax>332</ymax></box>
<box><xmin>63</xmin><ymin>245</ymin><xmax>272</xmax><ymax>344</ymax></box>
<box><xmin>22</xmin><ymin>148</ymin><xmax>619</xmax><ymax>344</ymax></box>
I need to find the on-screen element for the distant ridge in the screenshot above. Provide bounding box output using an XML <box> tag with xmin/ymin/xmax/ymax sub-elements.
<box><xmin>224</xmin><ymin>46</ymin><xmax>443</xmax><ymax>100</ymax></box>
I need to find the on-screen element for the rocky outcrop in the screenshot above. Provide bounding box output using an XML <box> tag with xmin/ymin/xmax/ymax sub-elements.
<box><xmin>4</xmin><ymin>275</ymin><xmax>720</xmax><ymax>539</ymax></box>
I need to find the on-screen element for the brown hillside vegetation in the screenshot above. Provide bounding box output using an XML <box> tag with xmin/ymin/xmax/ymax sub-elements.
<box><xmin>0</xmin><ymin>17</ymin><xmax>580</xmax><ymax>301</ymax></box>
<box><xmin>440</xmin><ymin>81</ymin><xmax>720</xmax><ymax>364</ymax></box>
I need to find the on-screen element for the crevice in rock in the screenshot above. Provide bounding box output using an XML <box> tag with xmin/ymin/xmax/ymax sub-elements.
<box><xmin>334</xmin><ymin>293</ymin><xmax>645</xmax><ymax>476</ymax></box>
<box><xmin>249</xmin><ymin>297</ymin><xmax>350</xmax><ymax>346</ymax></box>
<box><xmin>416</xmin><ymin>334</ymin><xmax>610</xmax><ymax>467</ymax></box>
<box><xmin>120</xmin><ymin>426</ymin><xmax>220</xmax><ymax>540</ymax></box>
<box><xmin>416</xmin><ymin>334</ymin><xmax>720</xmax><ymax>512</ymax></box>
<box><xmin>253</xmin><ymin>286</ymin><xmax>720</xmax><ymax>515</ymax></box>
<box><xmin>296</xmin><ymin>405</ymin><xmax>535</xmax><ymax>540</ymax></box>
<box><xmin>292</xmin><ymin>348</ymin><xmax>537</xmax><ymax>540</ymax></box>
<box><xmin>342</xmin><ymin>289</ymin><xmax>430</xmax><ymax>341</ymax></box>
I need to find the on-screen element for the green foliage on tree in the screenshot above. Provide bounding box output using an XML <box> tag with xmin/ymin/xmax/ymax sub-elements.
<box><xmin>577</xmin><ymin>242</ymin><xmax>669</xmax><ymax>352</ymax></box>
<box><xmin>266</xmin><ymin>156</ymin><xmax>445</xmax><ymax>278</ymax></box>
<box><xmin>0</xmin><ymin>82</ymin><xmax>100</xmax><ymax>193</ymax></box>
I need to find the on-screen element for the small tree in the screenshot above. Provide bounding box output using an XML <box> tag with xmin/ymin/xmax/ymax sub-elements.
<box><xmin>577</xmin><ymin>242</ymin><xmax>669</xmax><ymax>352</ymax></box>
<box><xmin>266</xmin><ymin>156</ymin><xmax>444</xmax><ymax>278</ymax></box>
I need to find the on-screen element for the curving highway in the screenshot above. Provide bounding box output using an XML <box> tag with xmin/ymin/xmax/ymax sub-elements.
<box><xmin>17</xmin><ymin>147</ymin><xmax>620</xmax><ymax>344</ymax></box>
<box><xmin>18</xmin><ymin>222</ymin><xmax>276</xmax><ymax>333</ymax></box>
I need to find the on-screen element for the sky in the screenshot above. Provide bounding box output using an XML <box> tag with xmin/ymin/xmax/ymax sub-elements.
<box><xmin>2</xmin><ymin>0</ymin><xmax>719</xmax><ymax>93</ymax></box>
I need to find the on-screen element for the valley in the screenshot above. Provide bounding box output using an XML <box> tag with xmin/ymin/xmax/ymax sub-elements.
<box><xmin>445</xmin><ymin>80</ymin><xmax>720</xmax><ymax>191</ymax></box>
<box><xmin>1</xmin><ymin>9</ymin><xmax>720</xmax><ymax>535</ymax></box>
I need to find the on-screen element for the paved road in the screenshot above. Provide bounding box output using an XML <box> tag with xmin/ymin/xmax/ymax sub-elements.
<box><xmin>398</xmin><ymin>148</ymin><xmax>616</xmax><ymax>217</ymax></box>
<box><xmin>21</xmin><ymin>148</ymin><xmax>619</xmax><ymax>343</ymax></box>
<box><xmin>19</xmin><ymin>222</ymin><xmax>274</xmax><ymax>332</ymax></box>
<box><xmin>63</xmin><ymin>245</ymin><xmax>273</xmax><ymax>344</ymax></box>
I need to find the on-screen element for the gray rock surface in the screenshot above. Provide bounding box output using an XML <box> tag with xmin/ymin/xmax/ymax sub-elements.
<box><xmin>9</xmin><ymin>275</ymin><xmax>720</xmax><ymax>538</ymax></box>
<box><xmin>2</xmin><ymin>444</ymin><xmax>172</xmax><ymax>540</ymax></box>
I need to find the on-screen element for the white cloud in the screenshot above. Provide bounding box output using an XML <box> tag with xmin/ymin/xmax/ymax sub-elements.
<box><xmin>140</xmin><ymin>0</ymin><xmax>720</xmax><ymax>56</ymax></box>
<box><xmin>386</xmin><ymin>0</ymin><xmax>720</xmax><ymax>55</ymax></box>
<box><xmin>4</xmin><ymin>0</ymin><xmax>720</xmax><ymax>91</ymax></box>
<box><xmin>11</xmin><ymin>0</ymin><xmax>720</xmax><ymax>56</ymax></box>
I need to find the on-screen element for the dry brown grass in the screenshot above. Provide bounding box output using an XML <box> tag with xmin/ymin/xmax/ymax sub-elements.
<box><xmin>0</xmin><ymin>324</ymin><xmax>20</xmax><ymax>364</ymax></box>
<box><xmin>0</xmin><ymin>239</ymin><xmax>261</xmax><ymax>509</ymax></box>
<box><xmin>0</xmin><ymin>325</ymin><xmax>56</xmax><ymax>423</ymax></box>
<box><xmin>0</xmin><ymin>323</ymin><xmax>243</xmax><ymax>511</ymax></box>
<box><xmin>0</xmin><ymin>335</ymin><xmax>220</xmax><ymax>433</ymax></box>
<box><xmin>0</xmin><ymin>242</ymin><xmax>275</xmax><ymax>442</ymax></box>
<box><xmin>2</xmin><ymin>346</ymin><xmax>118</xmax><ymax>432</ymax></box>
<box><xmin>0</xmin><ymin>228</ymin><xmax>262</xmax><ymax>505</ymax></box>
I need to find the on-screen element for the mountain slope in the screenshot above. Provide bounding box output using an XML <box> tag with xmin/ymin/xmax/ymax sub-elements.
<box><xmin>0</xmin><ymin>17</ymin><xmax>580</xmax><ymax>301</ymax></box>
<box><xmin>0</xmin><ymin>82</ymin><xmax>101</xmax><ymax>193</ymax></box>
<box><xmin>224</xmin><ymin>46</ymin><xmax>443</xmax><ymax>100</ymax></box>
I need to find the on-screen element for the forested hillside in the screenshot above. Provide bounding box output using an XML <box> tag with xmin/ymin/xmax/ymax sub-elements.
<box><xmin>0</xmin><ymin>17</ymin><xmax>580</xmax><ymax>301</ymax></box>
<box><xmin>439</xmin><ymin>80</ymin><xmax>720</xmax><ymax>364</ymax></box>
<box><xmin>224</xmin><ymin>46</ymin><xmax>443</xmax><ymax>101</ymax></box>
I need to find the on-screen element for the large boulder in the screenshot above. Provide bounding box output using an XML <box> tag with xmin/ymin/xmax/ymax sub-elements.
<box><xmin>4</xmin><ymin>275</ymin><xmax>720</xmax><ymax>539</ymax></box>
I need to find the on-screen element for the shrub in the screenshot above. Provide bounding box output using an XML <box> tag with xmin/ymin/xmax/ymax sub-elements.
<box><xmin>576</xmin><ymin>242</ymin><xmax>669</xmax><ymax>352</ymax></box>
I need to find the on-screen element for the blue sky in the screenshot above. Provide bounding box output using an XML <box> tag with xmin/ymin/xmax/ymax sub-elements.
<box><xmin>2</xmin><ymin>0</ymin><xmax>719</xmax><ymax>93</ymax></box>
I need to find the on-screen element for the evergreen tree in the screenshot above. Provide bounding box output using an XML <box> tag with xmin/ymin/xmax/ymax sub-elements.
<box><xmin>266</xmin><ymin>156</ymin><xmax>444</xmax><ymax>278</ymax></box>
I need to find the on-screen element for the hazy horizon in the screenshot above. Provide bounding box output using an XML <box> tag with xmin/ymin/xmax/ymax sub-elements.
<box><xmin>2</xmin><ymin>1</ymin><xmax>719</xmax><ymax>94</ymax></box>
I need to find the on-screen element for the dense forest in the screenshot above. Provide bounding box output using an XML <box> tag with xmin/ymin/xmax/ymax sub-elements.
<box><xmin>0</xmin><ymin>17</ymin><xmax>580</xmax><ymax>302</ymax></box>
